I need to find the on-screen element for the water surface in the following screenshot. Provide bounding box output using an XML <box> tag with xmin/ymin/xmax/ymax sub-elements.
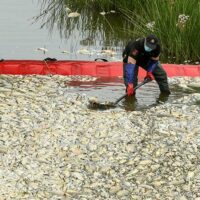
<box><xmin>67</xmin><ymin>78</ymin><xmax>187</xmax><ymax>111</ymax></box>
<box><xmin>0</xmin><ymin>0</ymin><xmax>124</xmax><ymax>61</ymax></box>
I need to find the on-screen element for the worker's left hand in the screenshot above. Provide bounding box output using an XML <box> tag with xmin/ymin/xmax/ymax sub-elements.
<box><xmin>145</xmin><ymin>72</ymin><xmax>154</xmax><ymax>81</ymax></box>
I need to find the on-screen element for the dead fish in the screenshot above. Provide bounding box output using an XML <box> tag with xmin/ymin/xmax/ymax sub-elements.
<box><xmin>100</xmin><ymin>11</ymin><xmax>106</xmax><ymax>15</ymax></box>
<box><xmin>36</xmin><ymin>47</ymin><xmax>48</xmax><ymax>53</ymax></box>
<box><xmin>77</xmin><ymin>49</ymin><xmax>92</xmax><ymax>55</ymax></box>
<box><xmin>101</xmin><ymin>50</ymin><xmax>116</xmax><ymax>56</ymax></box>
<box><xmin>178</xmin><ymin>83</ymin><xmax>195</xmax><ymax>91</ymax></box>
<box><xmin>68</xmin><ymin>12</ymin><xmax>80</xmax><ymax>18</ymax></box>
<box><xmin>61</xmin><ymin>50</ymin><xmax>70</xmax><ymax>54</ymax></box>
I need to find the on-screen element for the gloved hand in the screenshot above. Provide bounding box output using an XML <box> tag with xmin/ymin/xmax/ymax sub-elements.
<box><xmin>145</xmin><ymin>72</ymin><xmax>154</xmax><ymax>81</ymax></box>
<box><xmin>127</xmin><ymin>83</ymin><xmax>134</xmax><ymax>96</ymax></box>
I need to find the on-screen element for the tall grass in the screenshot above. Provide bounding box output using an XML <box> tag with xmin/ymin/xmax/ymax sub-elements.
<box><xmin>35</xmin><ymin>0</ymin><xmax>200</xmax><ymax>63</ymax></box>
<box><xmin>121</xmin><ymin>0</ymin><xmax>200</xmax><ymax>63</ymax></box>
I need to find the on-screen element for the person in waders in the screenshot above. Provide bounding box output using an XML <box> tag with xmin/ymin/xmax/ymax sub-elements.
<box><xmin>123</xmin><ymin>34</ymin><xmax>171</xmax><ymax>97</ymax></box>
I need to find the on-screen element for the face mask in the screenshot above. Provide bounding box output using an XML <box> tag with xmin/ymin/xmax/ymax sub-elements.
<box><xmin>144</xmin><ymin>44</ymin><xmax>153</xmax><ymax>52</ymax></box>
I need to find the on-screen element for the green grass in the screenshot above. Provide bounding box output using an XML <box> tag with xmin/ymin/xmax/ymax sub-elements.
<box><xmin>119</xmin><ymin>0</ymin><xmax>200</xmax><ymax>63</ymax></box>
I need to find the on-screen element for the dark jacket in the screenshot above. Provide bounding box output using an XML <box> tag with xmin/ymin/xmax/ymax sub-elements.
<box><xmin>123</xmin><ymin>38</ymin><xmax>161</xmax><ymax>67</ymax></box>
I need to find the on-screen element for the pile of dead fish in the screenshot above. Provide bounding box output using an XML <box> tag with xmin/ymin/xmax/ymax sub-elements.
<box><xmin>0</xmin><ymin>75</ymin><xmax>200</xmax><ymax>200</ymax></box>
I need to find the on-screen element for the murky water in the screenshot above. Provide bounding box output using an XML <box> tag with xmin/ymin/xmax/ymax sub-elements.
<box><xmin>0</xmin><ymin>0</ymin><xmax>124</xmax><ymax>61</ymax></box>
<box><xmin>67</xmin><ymin>78</ymin><xmax>188</xmax><ymax>111</ymax></box>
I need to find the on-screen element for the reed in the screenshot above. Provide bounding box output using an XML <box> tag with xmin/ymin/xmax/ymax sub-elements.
<box><xmin>120</xmin><ymin>0</ymin><xmax>200</xmax><ymax>63</ymax></box>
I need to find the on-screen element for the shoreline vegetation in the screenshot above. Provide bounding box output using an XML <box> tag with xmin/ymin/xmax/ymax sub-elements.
<box><xmin>36</xmin><ymin>0</ymin><xmax>200</xmax><ymax>64</ymax></box>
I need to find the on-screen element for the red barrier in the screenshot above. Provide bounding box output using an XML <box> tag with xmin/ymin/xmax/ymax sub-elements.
<box><xmin>0</xmin><ymin>60</ymin><xmax>200</xmax><ymax>78</ymax></box>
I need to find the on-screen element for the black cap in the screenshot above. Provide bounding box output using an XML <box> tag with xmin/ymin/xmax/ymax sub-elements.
<box><xmin>145</xmin><ymin>34</ymin><xmax>159</xmax><ymax>50</ymax></box>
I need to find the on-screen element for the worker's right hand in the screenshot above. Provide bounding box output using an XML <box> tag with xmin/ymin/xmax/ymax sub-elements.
<box><xmin>144</xmin><ymin>72</ymin><xmax>154</xmax><ymax>81</ymax></box>
<box><xmin>127</xmin><ymin>83</ymin><xmax>134</xmax><ymax>96</ymax></box>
